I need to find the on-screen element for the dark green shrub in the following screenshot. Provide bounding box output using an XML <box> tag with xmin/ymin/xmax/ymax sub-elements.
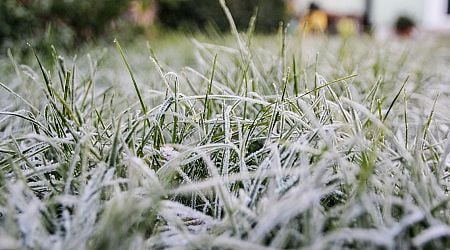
<box><xmin>394</xmin><ymin>15</ymin><xmax>415</xmax><ymax>37</ymax></box>
<box><xmin>156</xmin><ymin>0</ymin><xmax>286</xmax><ymax>33</ymax></box>
<box><xmin>0</xmin><ymin>0</ymin><xmax>49</xmax><ymax>48</ymax></box>
<box><xmin>50</xmin><ymin>0</ymin><xmax>132</xmax><ymax>41</ymax></box>
<box><xmin>395</xmin><ymin>16</ymin><xmax>415</xmax><ymax>31</ymax></box>
<box><xmin>0</xmin><ymin>0</ymin><xmax>132</xmax><ymax>54</ymax></box>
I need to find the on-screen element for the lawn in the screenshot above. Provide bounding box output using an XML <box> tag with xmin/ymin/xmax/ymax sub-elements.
<box><xmin>0</xmin><ymin>28</ymin><xmax>450</xmax><ymax>249</ymax></box>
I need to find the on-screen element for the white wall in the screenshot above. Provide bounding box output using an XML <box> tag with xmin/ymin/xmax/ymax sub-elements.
<box><xmin>292</xmin><ymin>0</ymin><xmax>364</xmax><ymax>15</ymax></box>
<box><xmin>422</xmin><ymin>0</ymin><xmax>450</xmax><ymax>30</ymax></box>
<box><xmin>372</xmin><ymin>0</ymin><xmax>423</xmax><ymax>27</ymax></box>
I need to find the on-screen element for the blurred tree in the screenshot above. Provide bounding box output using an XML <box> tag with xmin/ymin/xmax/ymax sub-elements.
<box><xmin>50</xmin><ymin>0</ymin><xmax>132</xmax><ymax>41</ymax></box>
<box><xmin>0</xmin><ymin>0</ymin><xmax>49</xmax><ymax>47</ymax></box>
<box><xmin>156</xmin><ymin>0</ymin><xmax>286</xmax><ymax>33</ymax></box>
<box><xmin>0</xmin><ymin>0</ymin><xmax>286</xmax><ymax>54</ymax></box>
<box><xmin>0</xmin><ymin>0</ymin><xmax>133</xmax><ymax>53</ymax></box>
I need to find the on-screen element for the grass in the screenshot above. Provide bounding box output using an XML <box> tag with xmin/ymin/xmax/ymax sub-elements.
<box><xmin>1</xmin><ymin>16</ymin><xmax>450</xmax><ymax>249</ymax></box>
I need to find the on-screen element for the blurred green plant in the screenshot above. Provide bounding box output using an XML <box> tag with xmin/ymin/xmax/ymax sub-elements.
<box><xmin>156</xmin><ymin>0</ymin><xmax>287</xmax><ymax>33</ymax></box>
<box><xmin>0</xmin><ymin>0</ymin><xmax>132</xmax><ymax>55</ymax></box>
<box><xmin>0</xmin><ymin>0</ymin><xmax>49</xmax><ymax>48</ymax></box>
<box><xmin>0</xmin><ymin>0</ymin><xmax>287</xmax><ymax>56</ymax></box>
<box><xmin>50</xmin><ymin>0</ymin><xmax>131</xmax><ymax>41</ymax></box>
<box><xmin>394</xmin><ymin>15</ymin><xmax>416</xmax><ymax>37</ymax></box>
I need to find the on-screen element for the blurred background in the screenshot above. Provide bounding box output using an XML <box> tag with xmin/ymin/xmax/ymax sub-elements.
<box><xmin>290</xmin><ymin>0</ymin><xmax>450</xmax><ymax>37</ymax></box>
<box><xmin>1</xmin><ymin>0</ymin><xmax>449</xmax><ymax>54</ymax></box>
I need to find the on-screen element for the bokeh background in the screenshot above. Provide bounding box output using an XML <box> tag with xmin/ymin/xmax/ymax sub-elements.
<box><xmin>0</xmin><ymin>0</ymin><xmax>286</xmax><ymax>54</ymax></box>
<box><xmin>1</xmin><ymin>0</ymin><xmax>449</xmax><ymax>54</ymax></box>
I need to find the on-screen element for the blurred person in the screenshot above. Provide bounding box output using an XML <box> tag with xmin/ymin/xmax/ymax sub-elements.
<box><xmin>300</xmin><ymin>2</ymin><xmax>328</xmax><ymax>33</ymax></box>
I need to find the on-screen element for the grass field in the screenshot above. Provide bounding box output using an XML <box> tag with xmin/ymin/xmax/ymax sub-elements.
<box><xmin>1</xmin><ymin>21</ymin><xmax>450</xmax><ymax>249</ymax></box>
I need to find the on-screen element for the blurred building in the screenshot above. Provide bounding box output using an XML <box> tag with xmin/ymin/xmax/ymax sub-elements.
<box><xmin>290</xmin><ymin>0</ymin><xmax>450</xmax><ymax>32</ymax></box>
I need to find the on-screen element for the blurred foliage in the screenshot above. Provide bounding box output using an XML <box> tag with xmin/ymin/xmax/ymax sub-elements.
<box><xmin>0</xmin><ymin>0</ymin><xmax>49</xmax><ymax>48</ymax></box>
<box><xmin>0</xmin><ymin>0</ymin><xmax>286</xmax><ymax>56</ymax></box>
<box><xmin>395</xmin><ymin>16</ymin><xmax>416</xmax><ymax>31</ymax></box>
<box><xmin>0</xmin><ymin>0</ymin><xmax>132</xmax><ymax>55</ymax></box>
<box><xmin>51</xmin><ymin>0</ymin><xmax>131</xmax><ymax>41</ymax></box>
<box><xmin>156</xmin><ymin>0</ymin><xmax>287</xmax><ymax>33</ymax></box>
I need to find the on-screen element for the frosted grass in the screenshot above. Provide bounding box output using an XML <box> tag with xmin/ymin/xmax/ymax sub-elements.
<box><xmin>0</xmin><ymin>19</ymin><xmax>449</xmax><ymax>250</ymax></box>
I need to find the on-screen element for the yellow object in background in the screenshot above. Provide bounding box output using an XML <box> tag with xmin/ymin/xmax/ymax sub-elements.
<box><xmin>337</xmin><ymin>18</ymin><xmax>358</xmax><ymax>38</ymax></box>
<box><xmin>300</xmin><ymin>10</ymin><xmax>328</xmax><ymax>33</ymax></box>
